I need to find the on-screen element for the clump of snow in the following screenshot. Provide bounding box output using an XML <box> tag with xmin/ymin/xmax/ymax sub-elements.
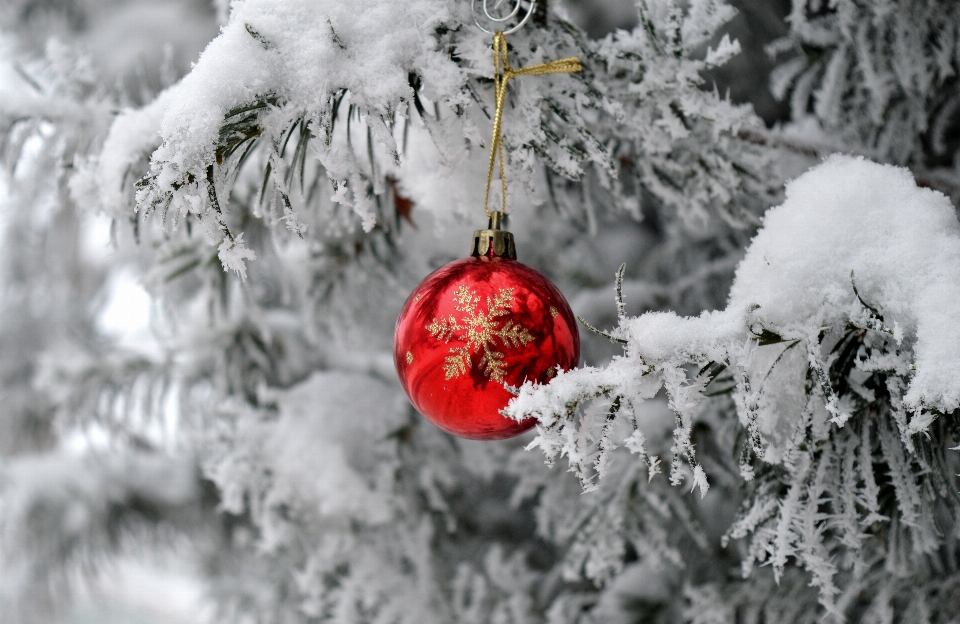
<box><xmin>70</xmin><ymin>87</ymin><xmax>174</xmax><ymax>220</ymax></box>
<box><xmin>71</xmin><ymin>0</ymin><xmax>467</xmax><ymax>275</ymax></box>
<box><xmin>505</xmin><ymin>155</ymin><xmax>960</xmax><ymax>614</ymax></box>
<box><xmin>150</xmin><ymin>0</ymin><xmax>458</xmax><ymax>179</ymax></box>
<box><xmin>623</xmin><ymin>154</ymin><xmax>960</xmax><ymax>413</ymax></box>
<box><xmin>728</xmin><ymin>155</ymin><xmax>960</xmax><ymax>413</ymax></box>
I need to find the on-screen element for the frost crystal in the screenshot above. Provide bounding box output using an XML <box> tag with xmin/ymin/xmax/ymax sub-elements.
<box><xmin>217</xmin><ymin>233</ymin><xmax>257</xmax><ymax>279</ymax></box>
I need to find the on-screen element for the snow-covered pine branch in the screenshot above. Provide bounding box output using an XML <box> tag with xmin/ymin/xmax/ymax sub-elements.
<box><xmin>69</xmin><ymin>0</ymin><xmax>766</xmax><ymax>279</ymax></box>
<box><xmin>507</xmin><ymin>155</ymin><xmax>960</xmax><ymax>614</ymax></box>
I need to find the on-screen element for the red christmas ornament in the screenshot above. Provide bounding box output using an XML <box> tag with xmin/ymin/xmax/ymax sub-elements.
<box><xmin>394</xmin><ymin>215</ymin><xmax>580</xmax><ymax>440</ymax></box>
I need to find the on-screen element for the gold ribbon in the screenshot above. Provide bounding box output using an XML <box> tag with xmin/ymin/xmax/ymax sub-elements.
<box><xmin>484</xmin><ymin>31</ymin><xmax>582</xmax><ymax>218</ymax></box>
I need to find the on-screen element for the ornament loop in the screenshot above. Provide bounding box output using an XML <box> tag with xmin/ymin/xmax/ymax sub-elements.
<box><xmin>482</xmin><ymin>31</ymin><xmax>582</xmax><ymax>219</ymax></box>
<box><xmin>471</xmin><ymin>0</ymin><xmax>537</xmax><ymax>35</ymax></box>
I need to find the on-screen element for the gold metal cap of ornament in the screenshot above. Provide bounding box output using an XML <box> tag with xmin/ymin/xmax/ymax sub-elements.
<box><xmin>471</xmin><ymin>212</ymin><xmax>517</xmax><ymax>260</ymax></box>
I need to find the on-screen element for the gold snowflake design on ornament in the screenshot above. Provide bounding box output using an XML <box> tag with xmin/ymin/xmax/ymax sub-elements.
<box><xmin>426</xmin><ymin>285</ymin><xmax>534</xmax><ymax>383</ymax></box>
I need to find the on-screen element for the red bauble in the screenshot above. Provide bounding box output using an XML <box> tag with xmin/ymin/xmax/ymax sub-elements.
<box><xmin>394</xmin><ymin>224</ymin><xmax>579</xmax><ymax>440</ymax></box>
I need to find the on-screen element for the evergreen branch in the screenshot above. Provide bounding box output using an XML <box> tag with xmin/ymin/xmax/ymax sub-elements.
<box><xmin>327</xmin><ymin>16</ymin><xmax>346</xmax><ymax>50</ymax></box>
<box><xmin>594</xmin><ymin>395</ymin><xmax>621</xmax><ymax>479</ymax></box>
<box><xmin>224</xmin><ymin>96</ymin><xmax>280</xmax><ymax>118</ymax></box>
<box><xmin>12</xmin><ymin>62</ymin><xmax>43</xmax><ymax>93</ymax></box>
<box><xmin>761</xmin><ymin>339</ymin><xmax>801</xmax><ymax>385</ymax></box>
<box><xmin>849</xmin><ymin>270</ymin><xmax>879</xmax><ymax>317</ymax></box>
<box><xmin>258</xmin><ymin>161</ymin><xmax>272</xmax><ymax>206</ymax></box>
<box><xmin>532</xmin><ymin>0</ymin><xmax>547</xmax><ymax>27</ymax></box>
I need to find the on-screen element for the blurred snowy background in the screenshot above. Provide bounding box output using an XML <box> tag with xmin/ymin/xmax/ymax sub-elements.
<box><xmin>2</xmin><ymin>2</ymin><xmax>214</xmax><ymax>622</ymax></box>
<box><xmin>2</xmin><ymin>1</ymin><xmax>784</xmax><ymax>622</ymax></box>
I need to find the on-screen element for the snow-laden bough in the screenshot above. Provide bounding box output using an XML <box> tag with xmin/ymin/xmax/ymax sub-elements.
<box><xmin>508</xmin><ymin>154</ymin><xmax>960</xmax><ymax>491</ymax></box>
<box><xmin>506</xmin><ymin>154</ymin><xmax>960</xmax><ymax>614</ymax></box>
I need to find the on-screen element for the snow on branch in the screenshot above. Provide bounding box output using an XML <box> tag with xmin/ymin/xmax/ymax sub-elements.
<box><xmin>507</xmin><ymin>155</ymin><xmax>960</xmax><ymax>611</ymax></box>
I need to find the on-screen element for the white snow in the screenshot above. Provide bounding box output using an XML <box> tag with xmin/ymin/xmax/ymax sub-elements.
<box><xmin>71</xmin><ymin>0</ymin><xmax>468</xmax><ymax>273</ymax></box>
<box><xmin>138</xmin><ymin>0</ymin><xmax>462</xmax><ymax>199</ymax></box>
<box><xmin>216</xmin><ymin>233</ymin><xmax>257</xmax><ymax>280</ymax></box>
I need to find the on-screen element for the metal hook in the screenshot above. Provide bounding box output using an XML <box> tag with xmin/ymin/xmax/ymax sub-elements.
<box><xmin>471</xmin><ymin>0</ymin><xmax>537</xmax><ymax>35</ymax></box>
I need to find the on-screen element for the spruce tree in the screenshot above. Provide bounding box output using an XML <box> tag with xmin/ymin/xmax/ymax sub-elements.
<box><xmin>2</xmin><ymin>1</ymin><xmax>959</xmax><ymax>623</ymax></box>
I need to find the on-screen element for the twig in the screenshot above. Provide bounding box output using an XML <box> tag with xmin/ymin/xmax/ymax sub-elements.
<box><xmin>577</xmin><ymin>315</ymin><xmax>627</xmax><ymax>344</ymax></box>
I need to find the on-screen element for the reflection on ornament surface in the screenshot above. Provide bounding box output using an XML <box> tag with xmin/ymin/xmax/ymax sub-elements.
<box><xmin>394</xmin><ymin>256</ymin><xmax>579</xmax><ymax>440</ymax></box>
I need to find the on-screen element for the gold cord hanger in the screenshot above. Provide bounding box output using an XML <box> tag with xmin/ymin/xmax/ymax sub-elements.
<box><xmin>483</xmin><ymin>31</ymin><xmax>581</xmax><ymax>219</ymax></box>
